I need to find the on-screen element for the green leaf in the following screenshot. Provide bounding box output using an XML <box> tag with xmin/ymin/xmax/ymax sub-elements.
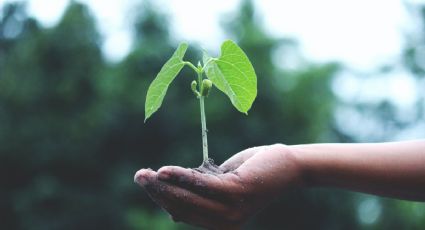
<box><xmin>203</xmin><ymin>40</ymin><xmax>257</xmax><ymax>114</ymax></box>
<box><xmin>144</xmin><ymin>43</ymin><xmax>188</xmax><ymax>121</ymax></box>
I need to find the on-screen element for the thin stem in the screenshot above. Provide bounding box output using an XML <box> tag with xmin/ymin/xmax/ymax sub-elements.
<box><xmin>202</xmin><ymin>58</ymin><xmax>217</xmax><ymax>70</ymax></box>
<box><xmin>184</xmin><ymin>61</ymin><xmax>199</xmax><ymax>73</ymax></box>
<box><xmin>198</xmin><ymin>71</ymin><xmax>209</xmax><ymax>162</ymax></box>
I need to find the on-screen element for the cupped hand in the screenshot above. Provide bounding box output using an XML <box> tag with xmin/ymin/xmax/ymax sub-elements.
<box><xmin>134</xmin><ymin>144</ymin><xmax>302</xmax><ymax>230</ymax></box>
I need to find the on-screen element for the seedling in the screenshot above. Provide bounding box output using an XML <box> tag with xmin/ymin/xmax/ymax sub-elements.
<box><xmin>145</xmin><ymin>40</ymin><xmax>257</xmax><ymax>168</ymax></box>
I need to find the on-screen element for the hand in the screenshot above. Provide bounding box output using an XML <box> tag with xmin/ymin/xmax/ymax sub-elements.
<box><xmin>134</xmin><ymin>144</ymin><xmax>302</xmax><ymax>230</ymax></box>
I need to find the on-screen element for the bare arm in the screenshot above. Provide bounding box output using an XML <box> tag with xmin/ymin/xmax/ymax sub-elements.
<box><xmin>292</xmin><ymin>140</ymin><xmax>425</xmax><ymax>201</ymax></box>
<box><xmin>134</xmin><ymin>140</ymin><xmax>425</xmax><ymax>229</ymax></box>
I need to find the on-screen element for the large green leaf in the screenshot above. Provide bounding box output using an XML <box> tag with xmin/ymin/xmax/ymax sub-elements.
<box><xmin>144</xmin><ymin>43</ymin><xmax>188</xmax><ymax>121</ymax></box>
<box><xmin>203</xmin><ymin>40</ymin><xmax>257</xmax><ymax>114</ymax></box>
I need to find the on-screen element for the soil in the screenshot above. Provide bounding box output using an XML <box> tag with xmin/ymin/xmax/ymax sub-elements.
<box><xmin>193</xmin><ymin>158</ymin><xmax>224</xmax><ymax>175</ymax></box>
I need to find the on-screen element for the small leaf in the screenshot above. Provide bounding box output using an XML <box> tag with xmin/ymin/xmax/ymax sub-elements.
<box><xmin>144</xmin><ymin>43</ymin><xmax>188</xmax><ymax>121</ymax></box>
<box><xmin>203</xmin><ymin>40</ymin><xmax>257</xmax><ymax>114</ymax></box>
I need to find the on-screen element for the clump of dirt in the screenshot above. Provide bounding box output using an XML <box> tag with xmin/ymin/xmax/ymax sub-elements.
<box><xmin>194</xmin><ymin>158</ymin><xmax>224</xmax><ymax>175</ymax></box>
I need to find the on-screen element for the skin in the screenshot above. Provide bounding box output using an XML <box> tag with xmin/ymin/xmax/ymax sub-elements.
<box><xmin>134</xmin><ymin>140</ymin><xmax>425</xmax><ymax>230</ymax></box>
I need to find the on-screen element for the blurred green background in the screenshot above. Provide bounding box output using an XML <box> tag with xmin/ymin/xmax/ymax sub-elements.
<box><xmin>1</xmin><ymin>0</ymin><xmax>424</xmax><ymax>229</ymax></box>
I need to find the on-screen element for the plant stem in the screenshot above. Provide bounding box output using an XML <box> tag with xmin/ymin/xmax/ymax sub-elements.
<box><xmin>198</xmin><ymin>71</ymin><xmax>209</xmax><ymax>162</ymax></box>
<box><xmin>184</xmin><ymin>61</ymin><xmax>199</xmax><ymax>73</ymax></box>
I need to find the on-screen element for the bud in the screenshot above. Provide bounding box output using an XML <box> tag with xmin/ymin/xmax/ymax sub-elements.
<box><xmin>191</xmin><ymin>80</ymin><xmax>200</xmax><ymax>97</ymax></box>
<box><xmin>200</xmin><ymin>79</ymin><xmax>212</xmax><ymax>97</ymax></box>
<box><xmin>197</xmin><ymin>61</ymin><xmax>203</xmax><ymax>72</ymax></box>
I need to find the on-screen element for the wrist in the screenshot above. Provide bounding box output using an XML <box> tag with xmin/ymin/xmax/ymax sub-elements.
<box><xmin>271</xmin><ymin>144</ymin><xmax>309</xmax><ymax>189</ymax></box>
<box><xmin>287</xmin><ymin>144</ymin><xmax>318</xmax><ymax>188</ymax></box>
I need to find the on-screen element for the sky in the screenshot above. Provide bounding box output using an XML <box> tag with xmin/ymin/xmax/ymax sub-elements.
<box><xmin>0</xmin><ymin>0</ymin><xmax>420</xmax><ymax>69</ymax></box>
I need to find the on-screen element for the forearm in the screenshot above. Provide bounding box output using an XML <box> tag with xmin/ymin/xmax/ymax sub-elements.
<box><xmin>289</xmin><ymin>140</ymin><xmax>425</xmax><ymax>201</ymax></box>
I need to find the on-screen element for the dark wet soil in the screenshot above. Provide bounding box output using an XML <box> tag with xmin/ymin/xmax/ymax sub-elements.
<box><xmin>193</xmin><ymin>158</ymin><xmax>224</xmax><ymax>175</ymax></box>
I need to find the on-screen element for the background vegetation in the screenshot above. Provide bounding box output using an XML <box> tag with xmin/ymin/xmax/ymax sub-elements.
<box><xmin>0</xmin><ymin>0</ymin><xmax>424</xmax><ymax>229</ymax></box>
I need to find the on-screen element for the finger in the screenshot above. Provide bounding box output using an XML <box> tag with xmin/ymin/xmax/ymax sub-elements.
<box><xmin>149</xmin><ymin>184</ymin><xmax>241</xmax><ymax>230</ymax></box>
<box><xmin>157</xmin><ymin>166</ymin><xmax>241</xmax><ymax>199</ymax></box>
<box><xmin>134</xmin><ymin>168</ymin><xmax>156</xmax><ymax>186</ymax></box>
<box><xmin>142</xmin><ymin>176</ymin><xmax>232</xmax><ymax>228</ymax></box>
<box><xmin>135</xmin><ymin>168</ymin><xmax>241</xmax><ymax>229</ymax></box>
<box><xmin>169</xmin><ymin>214</ymin><xmax>180</xmax><ymax>223</ymax></box>
<box><xmin>220</xmin><ymin>146</ymin><xmax>263</xmax><ymax>172</ymax></box>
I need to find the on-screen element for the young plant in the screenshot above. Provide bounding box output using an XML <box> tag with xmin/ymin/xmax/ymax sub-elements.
<box><xmin>145</xmin><ymin>40</ymin><xmax>257</xmax><ymax>166</ymax></box>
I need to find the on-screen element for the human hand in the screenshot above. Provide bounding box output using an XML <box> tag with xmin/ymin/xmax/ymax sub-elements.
<box><xmin>134</xmin><ymin>144</ymin><xmax>302</xmax><ymax>229</ymax></box>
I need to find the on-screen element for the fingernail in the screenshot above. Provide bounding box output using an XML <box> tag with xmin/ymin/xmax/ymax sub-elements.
<box><xmin>134</xmin><ymin>169</ymin><xmax>149</xmax><ymax>186</ymax></box>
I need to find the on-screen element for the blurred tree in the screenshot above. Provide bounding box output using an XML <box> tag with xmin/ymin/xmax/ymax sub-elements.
<box><xmin>403</xmin><ymin>3</ymin><xmax>425</xmax><ymax>122</ymax></box>
<box><xmin>0</xmin><ymin>2</ymin><xmax>114</xmax><ymax>229</ymax></box>
<box><xmin>333</xmin><ymin>3</ymin><xmax>425</xmax><ymax>143</ymax></box>
<box><xmin>404</xmin><ymin>5</ymin><xmax>425</xmax><ymax>78</ymax></box>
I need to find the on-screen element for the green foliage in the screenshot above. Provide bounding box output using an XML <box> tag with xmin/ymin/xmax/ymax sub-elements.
<box><xmin>203</xmin><ymin>40</ymin><xmax>257</xmax><ymax>114</ymax></box>
<box><xmin>144</xmin><ymin>43</ymin><xmax>188</xmax><ymax>121</ymax></box>
<box><xmin>145</xmin><ymin>39</ymin><xmax>257</xmax><ymax>120</ymax></box>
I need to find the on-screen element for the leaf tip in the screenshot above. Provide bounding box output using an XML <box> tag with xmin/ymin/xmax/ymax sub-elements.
<box><xmin>144</xmin><ymin>110</ymin><xmax>152</xmax><ymax>123</ymax></box>
<box><xmin>222</xmin><ymin>39</ymin><xmax>235</xmax><ymax>44</ymax></box>
<box><xmin>179</xmin><ymin>42</ymin><xmax>189</xmax><ymax>50</ymax></box>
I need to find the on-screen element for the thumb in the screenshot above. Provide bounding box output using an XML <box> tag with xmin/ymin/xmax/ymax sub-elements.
<box><xmin>219</xmin><ymin>146</ymin><xmax>264</xmax><ymax>172</ymax></box>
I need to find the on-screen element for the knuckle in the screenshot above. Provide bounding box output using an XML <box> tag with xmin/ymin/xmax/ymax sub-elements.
<box><xmin>223</xmin><ymin>172</ymin><xmax>243</xmax><ymax>187</ymax></box>
<box><xmin>270</xmin><ymin>143</ymin><xmax>289</xmax><ymax>152</ymax></box>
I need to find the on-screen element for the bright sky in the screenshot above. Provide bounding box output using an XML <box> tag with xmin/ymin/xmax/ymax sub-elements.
<box><xmin>0</xmin><ymin>0</ymin><xmax>420</xmax><ymax>69</ymax></box>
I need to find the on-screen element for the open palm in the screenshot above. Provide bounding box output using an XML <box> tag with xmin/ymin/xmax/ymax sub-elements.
<box><xmin>134</xmin><ymin>144</ymin><xmax>300</xmax><ymax>229</ymax></box>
